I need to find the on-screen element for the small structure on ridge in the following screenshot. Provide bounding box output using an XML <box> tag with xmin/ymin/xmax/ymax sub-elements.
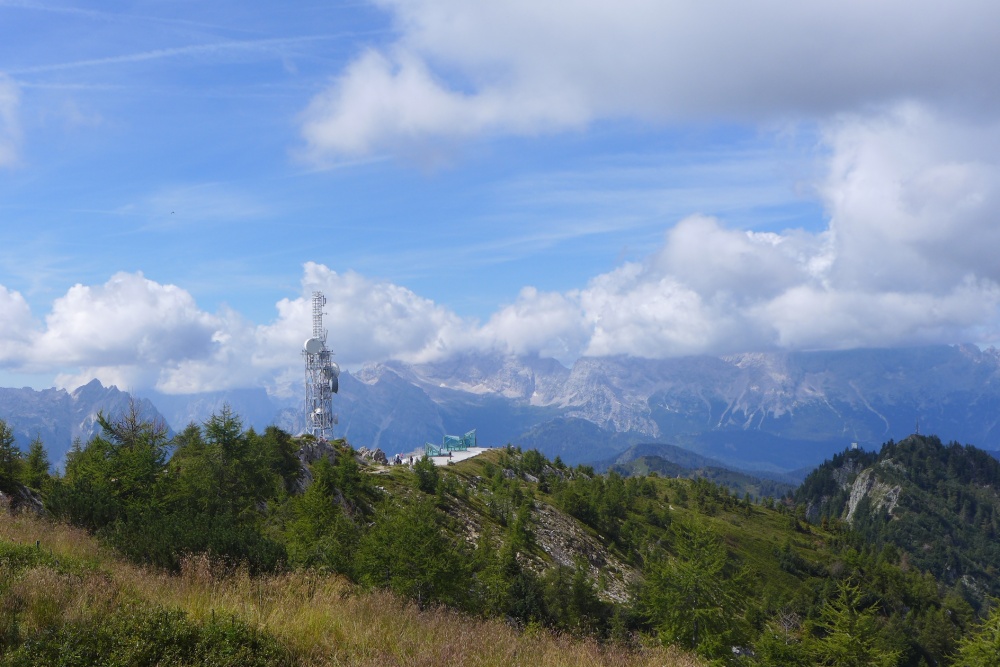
<box><xmin>425</xmin><ymin>429</ymin><xmax>476</xmax><ymax>457</ymax></box>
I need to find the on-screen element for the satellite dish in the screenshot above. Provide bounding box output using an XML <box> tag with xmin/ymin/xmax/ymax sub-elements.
<box><xmin>304</xmin><ymin>337</ymin><xmax>323</xmax><ymax>354</ymax></box>
<box><xmin>330</xmin><ymin>376</ymin><xmax>339</xmax><ymax>394</ymax></box>
<box><xmin>329</xmin><ymin>362</ymin><xmax>340</xmax><ymax>378</ymax></box>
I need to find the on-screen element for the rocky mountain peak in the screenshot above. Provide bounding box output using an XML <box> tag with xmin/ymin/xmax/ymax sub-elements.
<box><xmin>0</xmin><ymin>381</ymin><xmax>170</xmax><ymax>467</ymax></box>
<box><xmin>71</xmin><ymin>378</ymin><xmax>114</xmax><ymax>402</ymax></box>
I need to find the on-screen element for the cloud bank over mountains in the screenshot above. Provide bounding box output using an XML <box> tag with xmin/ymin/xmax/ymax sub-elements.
<box><xmin>3</xmin><ymin>104</ymin><xmax>1000</xmax><ymax>397</ymax></box>
<box><xmin>3</xmin><ymin>0</ymin><xmax>999</xmax><ymax>394</ymax></box>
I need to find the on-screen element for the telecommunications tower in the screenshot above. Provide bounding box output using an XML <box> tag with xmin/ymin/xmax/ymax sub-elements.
<box><xmin>303</xmin><ymin>291</ymin><xmax>339</xmax><ymax>439</ymax></box>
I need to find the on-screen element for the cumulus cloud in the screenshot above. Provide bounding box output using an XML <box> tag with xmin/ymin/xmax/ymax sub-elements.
<box><xmin>0</xmin><ymin>74</ymin><xmax>21</xmax><ymax>167</ymax></box>
<box><xmin>26</xmin><ymin>272</ymin><xmax>226</xmax><ymax>391</ymax></box>
<box><xmin>11</xmin><ymin>102</ymin><xmax>1000</xmax><ymax>400</ymax></box>
<box><xmin>0</xmin><ymin>286</ymin><xmax>35</xmax><ymax>363</ymax></box>
<box><xmin>1</xmin><ymin>266</ymin><xmax>477</xmax><ymax>394</ymax></box>
<box><xmin>454</xmin><ymin>104</ymin><xmax>1000</xmax><ymax>360</ymax></box>
<box><xmin>580</xmin><ymin>264</ymin><xmax>741</xmax><ymax>358</ymax></box>
<box><xmin>257</xmin><ymin>262</ymin><xmax>473</xmax><ymax>369</ymax></box>
<box><xmin>821</xmin><ymin>104</ymin><xmax>1000</xmax><ymax>292</ymax></box>
<box><xmin>300</xmin><ymin>49</ymin><xmax>588</xmax><ymax>161</ymax></box>
<box><xmin>36</xmin><ymin>272</ymin><xmax>217</xmax><ymax>367</ymax></box>
<box><xmin>752</xmin><ymin>280</ymin><xmax>1000</xmax><ymax>351</ymax></box>
<box><xmin>478</xmin><ymin>287</ymin><xmax>588</xmax><ymax>364</ymax></box>
<box><xmin>573</xmin><ymin>105</ymin><xmax>1000</xmax><ymax>355</ymax></box>
<box><xmin>301</xmin><ymin>0</ymin><xmax>1000</xmax><ymax>160</ymax></box>
<box><xmin>283</xmin><ymin>1</ymin><xmax>1000</xmax><ymax>367</ymax></box>
<box><xmin>650</xmin><ymin>216</ymin><xmax>815</xmax><ymax>302</ymax></box>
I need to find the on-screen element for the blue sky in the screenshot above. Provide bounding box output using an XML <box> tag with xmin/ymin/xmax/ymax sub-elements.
<box><xmin>2</xmin><ymin>1</ymin><xmax>1000</xmax><ymax>396</ymax></box>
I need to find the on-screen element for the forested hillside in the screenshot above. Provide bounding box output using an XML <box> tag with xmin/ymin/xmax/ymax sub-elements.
<box><xmin>2</xmin><ymin>409</ymin><xmax>1000</xmax><ymax>666</ymax></box>
<box><xmin>797</xmin><ymin>434</ymin><xmax>1000</xmax><ymax>598</ymax></box>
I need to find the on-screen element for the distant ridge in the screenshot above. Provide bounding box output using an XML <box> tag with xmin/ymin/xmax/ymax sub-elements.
<box><xmin>593</xmin><ymin>442</ymin><xmax>798</xmax><ymax>498</ymax></box>
<box><xmin>9</xmin><ymin>344</ymin><xmax>1000</xmax><ymax>472</ymax></box>
<box><xmin>593</xmin><ymin>442</ymin><xmax>730</xmax><ymax>473</ymax></box>
<box><xmin>0</xmin><ymin>380</ymin><xmax>168</xmax><ymax>466</ymax></box>
<box><xmin>332</xmin><ymin>344</ymin><xmax>1000</xmax><ymax>471</ymax></box>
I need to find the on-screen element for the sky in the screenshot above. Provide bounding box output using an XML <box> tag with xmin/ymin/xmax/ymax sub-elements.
<box><xmin>2</xmin><ymin>0</ymin><xmax>1000</xmax><ymax>397</ymax></box>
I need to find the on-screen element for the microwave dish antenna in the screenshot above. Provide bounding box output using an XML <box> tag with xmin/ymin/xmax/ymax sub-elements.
<box><xmin>303</xmin><ymin>291</ymin><xmax>338</xmax><ymax>439</ymax></box>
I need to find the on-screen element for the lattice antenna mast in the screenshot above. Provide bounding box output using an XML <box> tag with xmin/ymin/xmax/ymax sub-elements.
<box><xmin>303</xmin><ymin>291</ymin><xmax>340</xmax><ymax>440</ymax></box>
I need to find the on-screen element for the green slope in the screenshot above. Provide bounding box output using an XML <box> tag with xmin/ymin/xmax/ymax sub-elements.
<box><xmin>11</xmin><ymin>405</ymin><xmax>1000</xmax><ymax>666</ymax></box>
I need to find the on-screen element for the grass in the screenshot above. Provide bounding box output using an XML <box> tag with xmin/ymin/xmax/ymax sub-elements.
<box><xmin>0</xmin><ymin>513</ymin><xmax>703</xmax><ymax>667</ymax></box>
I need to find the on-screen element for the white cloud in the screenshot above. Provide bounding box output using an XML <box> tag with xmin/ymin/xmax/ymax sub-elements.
<box><xmin>820</xmin><ymin>104</ymin><xmax>1000</xmax><ymax>292</ymax></box>
<box><xmin>302</xmin><ymin>0</ymin><xmax>1000</xmax><ymax>160</ymax></box>
<box><xmin>0</xmin><ymin>285</ymin><xmax>35</xmax><ymax>363</ymax></box>
<box><xmin>478</xmin><ymin>286</ymin><xmax>588</xmax><ymax>364</ymax></box>
<box><xmin>580</xmin><ymin>264</ymin><xmax>746</xmax><ymax>358</ymax></box>
<box><xmin>299</xmin><ymin>48</ymin><xmax>587</xmax><ymax>161</ymax></box>
<box><xmin>752</xmin><ymin>280</ymin><xmax>1000</xmax><ymax>351</ymax></box>
<box><xmin>287</xmin><ymin>1</ymin><xmax>1000</xmax><ymax>365</ymax></box>
<box><xmin>253</xmin><ymin>262</ymin><xmax>474</xmax><ymax>373</ymax></box>
<box><xmin>11</xmin><ymin>101</ymin><xmax>1000</xmax><ymax>401</ymax></box>
<box><xmin>650</xmin><ymin>216</ymin><xmax>814</xmax><ymax>302</ymax></box>
<box><xmin>28</xmin><ymin>272</ymin><xmax>230</xmax><ymax>391</ymax></box>
<box><xmin>0</xmin><ymin>74</ymin><xmax>21</xmax><ymax>167</ymax></box>
<box><xmin>302</xmin><ymin>263</ymin><xmax>466</xmax><ymax>363</ymax></box>
<box><xmin>4</xmin><ymin>267</ymin><xmax>477</xmax><ymax>394</ymax></box>
<box><xmin>151</xmin><ymin>306</ymin><xmax>261</xmax><ymax>394</ymax></box>
<box><xmin>565</xmin><ymin>105</ymin><xmax>1000</xmax><ymax>355</ymax></box>
<box><xmin>36</xmin><ymin>272</ymin><xmax>217</xmax><ymax>367</ymax></box>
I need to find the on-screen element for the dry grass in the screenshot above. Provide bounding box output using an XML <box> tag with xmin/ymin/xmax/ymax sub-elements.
<box><xmin>0</xmin><ymin>510</ymin><xmax>102</xmax><ymax>562</ymax></box>
<box><xmin>0</xmin><ymin>513</ymin><xmax>704</xmax><ymax>667</ymax></box>
<box><xmin>4</xmin><ymin>565</ymin><xmax>121</xmax><ymax>633</ymax></box>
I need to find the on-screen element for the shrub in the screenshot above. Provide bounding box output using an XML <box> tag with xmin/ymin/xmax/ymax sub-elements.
<box><xmin>1</xmin><ymin>605</ymin><xmax>291</xmax><ymax>667</ymax></box>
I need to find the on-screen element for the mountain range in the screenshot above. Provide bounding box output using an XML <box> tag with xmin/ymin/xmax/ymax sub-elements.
<box><xmin>332</xmin><ymin>344</ymin><xmax>1000</xmax><ymax>471</ymax></box>
<box><xmin>4</xmin><ymin>344</ymin><xmax>1000</xmax><ymax>473</ymax></box>
<box><xmin>0</xmin><ymin>380</ymin><xmax>165</xmax><ymax>466</ymax></box>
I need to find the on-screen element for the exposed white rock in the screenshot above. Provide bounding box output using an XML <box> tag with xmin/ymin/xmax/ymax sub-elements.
<box><xmin>846</xmin><ymin>468</ymin><xmax>902</xmax><ymax>522</ymax></box>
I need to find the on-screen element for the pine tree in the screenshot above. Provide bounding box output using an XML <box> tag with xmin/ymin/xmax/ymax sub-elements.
<box><xmin>21</xmin><ymin>435</ymin><xmax>50</xmax><ymax>490</ymax></box>
<box><xmin>953</xmin><ymin>600</ymin><xmax>1000</xmax><ymax>667</ymax></box>
<box><xmin>46</xmin><ymin>399</ymin><xmax>169</xmax><ymax>530</ymax></box>
<box><xmin>285</xmin><ymin>456</ymin><xmax>358</xmax><ymax>575</ymax></box>
<box><xmin>643</xmin><ymin>519</ymin><xmax>749</xmax><ymax>660</ymax></box>
<box><xmin>0</xmin><ymin>418</ymin><xmax>22</xmax><ymax>490</ymax></box>
<box><xmin>806</xmin><ymin>579</ymin><xmax>901</xmax><ymax>667</ymax></box>
<box><xmin>355</xmin><ymin>498</ymin><xmax>469</xmax><ymax>609</ymax></box>
<box><xmin>413</xmin><ymin>454</ymin><xmax>439</xmax><ymax>493</ymax></box>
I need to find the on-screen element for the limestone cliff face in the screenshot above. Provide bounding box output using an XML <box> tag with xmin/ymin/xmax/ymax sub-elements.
<box><xmin>803</xmin><ymin>455</ymin><xmax>903</xmax><ymax>523</ymax></box>
<box><xmin>845</xmin><ymin>466</ymin><xmax>902</xmax><ymax>522</ymax></box>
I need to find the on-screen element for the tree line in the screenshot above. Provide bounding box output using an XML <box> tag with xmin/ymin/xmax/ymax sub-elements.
<box><xmin>2</xmin><ymin>408</ymin><xmax>1000</xmax><ymax>665</ymax></box>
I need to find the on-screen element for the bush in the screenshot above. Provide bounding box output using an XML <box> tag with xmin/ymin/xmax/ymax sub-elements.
<box><xmin>413</xmin><ymin>455</ymin><xmax>439</xmax><ymax>494</ymax></box>
<box><xmin>0</xmin><ymin>605</ymin><xmax>291</xmax><ymax>667</ymax></box>
<box><xmin>103</xmin><ymin>508</ymin><xmax>285</xmax><ymax>574</ymax></box>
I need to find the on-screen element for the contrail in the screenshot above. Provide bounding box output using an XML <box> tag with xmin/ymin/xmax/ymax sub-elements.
<box><xmin>8</xmin><ymin>33</ymin><xmax>378</xmax><ymax>75</ymax></box>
